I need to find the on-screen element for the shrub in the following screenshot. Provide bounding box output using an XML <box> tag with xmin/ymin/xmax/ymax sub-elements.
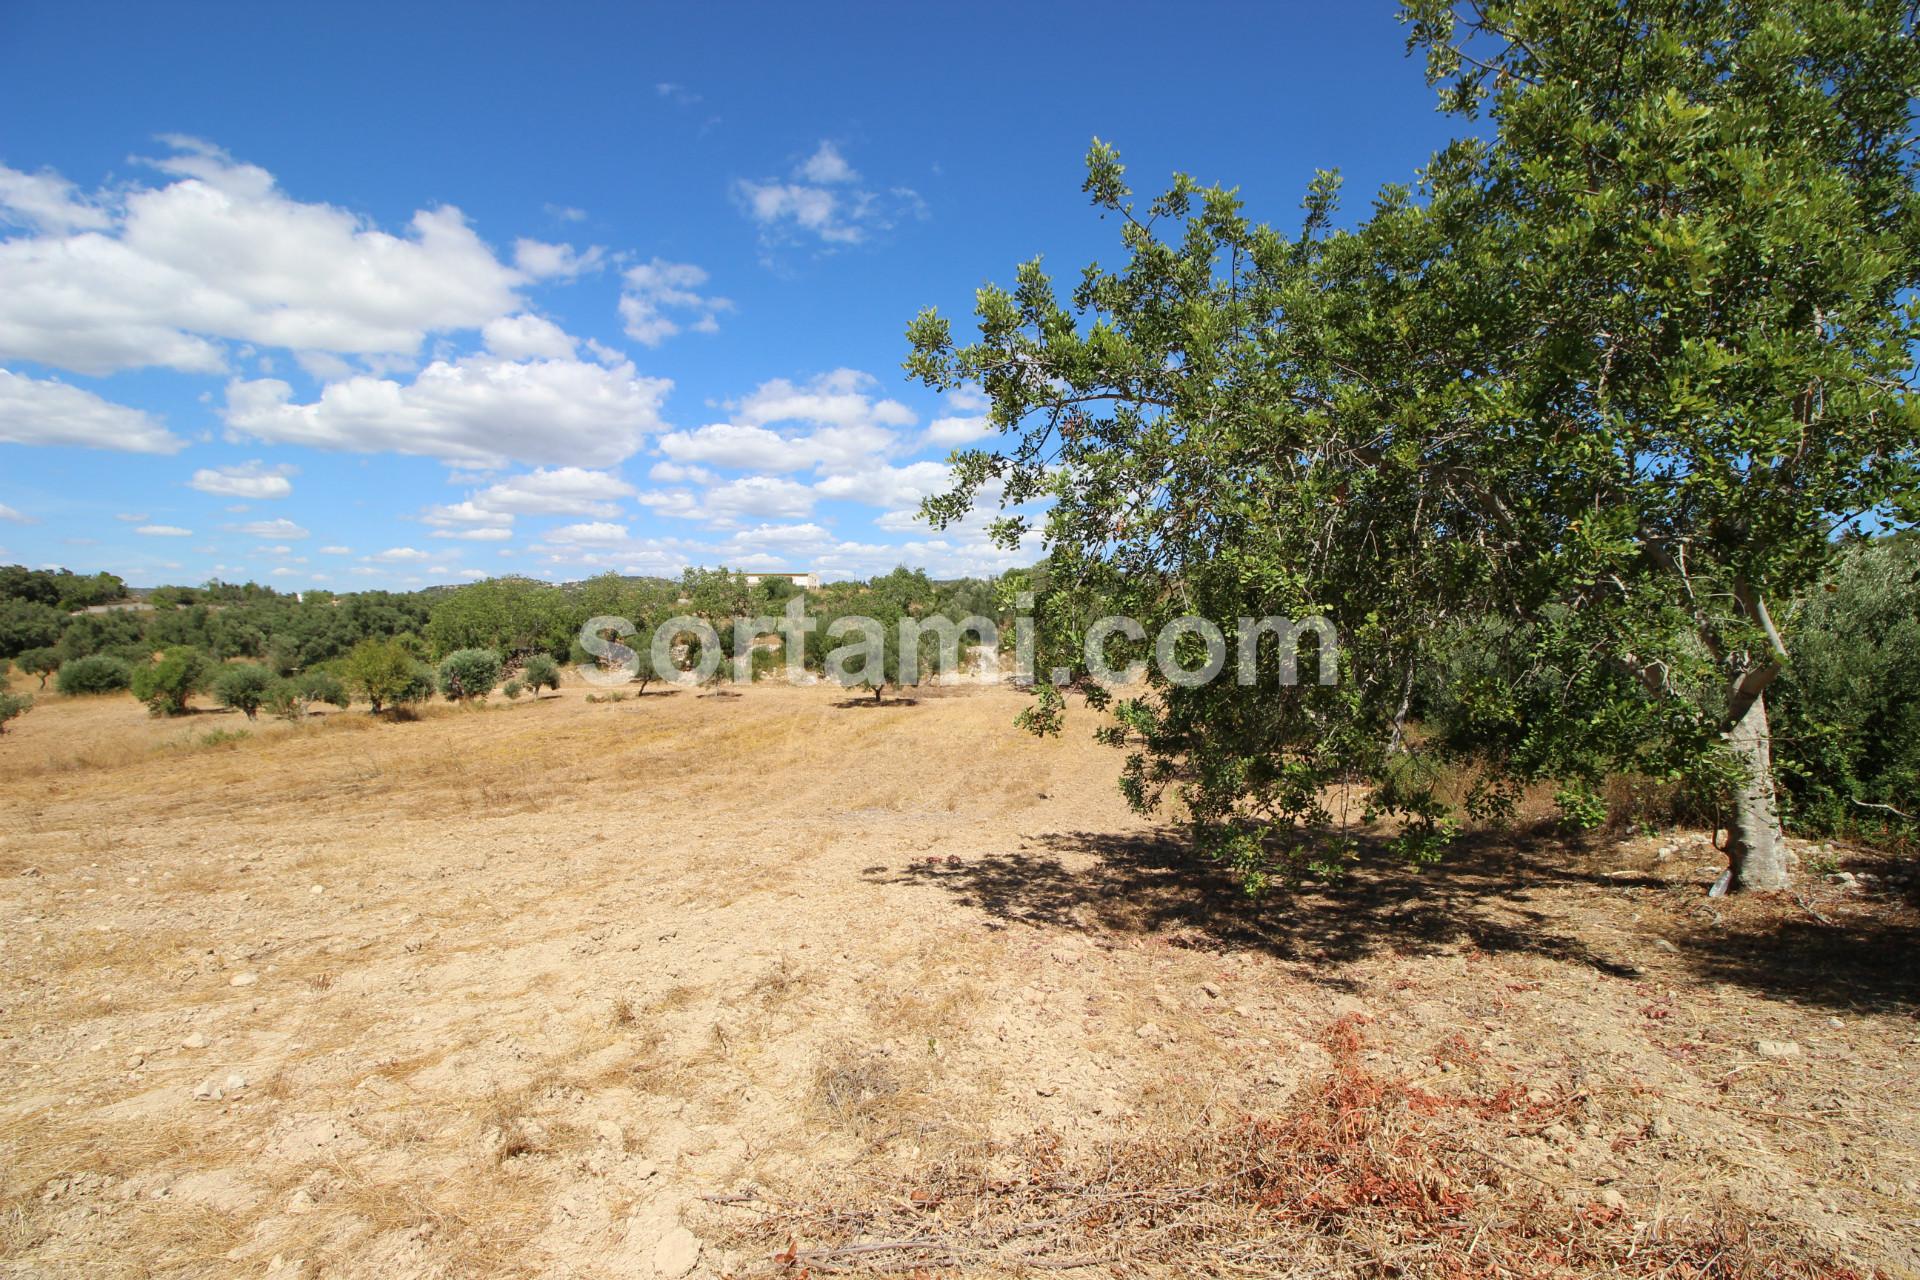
<box><xmin>341</xmin><ymin>638</ymin><xmax>434</xmax><ymax>714</ymax></box>
<box><xmin>521</xmin><ymin>653</ymin><xmax>561</xmax><ymax>695</ymax></box>
<box><xmin>297</xmin><ymin>670</ymin><xmax>349</xmax><ymax>710</ymax></box>
<box><xmin>0</xmin><ymin>691</ymin><xmax>30</xmax><ymax>734</ymax></box>
<box><xmin>130</xmin><ymin>646</ymin><xmax>212</xmax><ymax>717</ymax></box>
<box><xmin>16</xmin><ymin>647</ymin><xmax>59</xmax><ymax>690</ymax></box>
<box><xmin>502</xmin><ymin>679</ymin><xmax>525</xmax><ymax>699</ymax></box>
<box><xmin>212</xmin><ymin>663</ymin><xmax>275</xmax><ymax>719</ymax></box>
<box><xmin>438</xmin><ymin>648</ymin><xmax>502</xmax><ymax>703</ymax></box>
<box><xmin>56</xmin><ymin>654</ymin><xmax>133</xmax><ymax>695</ymax></box>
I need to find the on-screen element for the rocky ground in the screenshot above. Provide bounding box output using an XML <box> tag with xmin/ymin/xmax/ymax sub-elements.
<box><xmin>0</xmin><ymin>679</ymin><xmax>1915</xmax><ymax>1277</ymax></box>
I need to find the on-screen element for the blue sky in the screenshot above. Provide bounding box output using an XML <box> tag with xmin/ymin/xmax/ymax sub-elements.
<box><xmin>0</xmin><ymin>2</ymin><xmax>1458</xmax><ymax>589</ymax></box>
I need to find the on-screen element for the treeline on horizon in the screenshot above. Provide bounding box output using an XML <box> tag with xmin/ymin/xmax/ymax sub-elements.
<box><xmin>1</xmin><ymin>540</ymin><xmax>1915</xmax><ymax>842</ymax></box>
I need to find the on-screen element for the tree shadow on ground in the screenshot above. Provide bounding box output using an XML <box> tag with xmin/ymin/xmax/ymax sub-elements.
<box><xmin>865</xmin><ymin>829</ymin><xmax>1918</xmax><ymax>1011</ymax></box>
<box><xmin>833</xmin><ymin>697</ymin><xmax>920</xmax><ymax>709</ymax></box>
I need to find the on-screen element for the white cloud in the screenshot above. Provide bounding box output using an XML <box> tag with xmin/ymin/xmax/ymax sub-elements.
<box><xmin>648</xmin><ymin>460</ymin><xmax>714</xmax><ymax>484</ymax></box>
<box><xmin>365</xmin><ymin>546</ymin><xmax>431</xmax><ymax>563</ymax></box>
<box><xmin>0</xmin><ymin>163</ymin><xmax>111</xmax><ymax>233</ymax></box>
<box><xmin>223</xmin><ymin>353</ymin><xmax>671</xmax><ymax>468</ymax></box>
<box><xmin>135</xmin><ymin>524</ymin><xmax>192</xmax><ymax>536</ymax></box>
<box><xmin>458</xmin><ymin>568</ymin><xmax>489</xmax><ymax>579</ymax></box>
<box><xmin>643</xmin><ymin>474</ymin><xmax>816</xmax><ymax>524</ymax></box>
<box><xmin>797</xmin><ymin>142</ymin><xmax>857</xmax><ymax>185</ymax></box>
<box><xmin>481</xmin><ymin>313</ymin><xmax>577</xmax><ymax>361</ymax></box>
<box><xmin>319</xmin><ymin>544</ymin><xmax>351</xmax><ymax>554</ymax></box>
<box><xmin>733</xmin><ymin>368</ymin><xmax>915</xmax><ymax>432</ymax></box>
<box><xmin>188</xmin><ymin>458</ymin><xmax>296</xmax><ymax>499</ymax></box>
<box><xmin>926</xmin><ymin>414</ymin><xmax>992</xmax><ymax>446</ymax></box>
<box><xmin>539</xmin><ymin>521</ymin><xmax>631</xmax><ymax>547</ymax></box>
<box><xmin>464</xmin><ymin>466</ymin><xmax>635</xmax><ymax>517</ymax></box>
<box><xmin>115</xmin><ymin>511</ymin><xmax>150</xmax><ymax>522</ymax></box>
<box><xmin>433</xmin><ymin>526</ymin><xmax>512</xmax><ymax>541</ymax></box>
<box><xmin>231</xmin><ymin>517</ymin><xmax>309</xmax><ymax>540</ymax></box>
<box><xmin>815</xmin><ymin>460</ymin><xmax>954</xmax><ymax>508</ymax></box>
<box><xmin>655</xmin><ymin>82</ymin><xmax>702</xmax><ymax>106</ymax></box>
<box><xmin>545</xmin><ymin>204</ymin><xmax>588</xmax><ymax>224</ymax></box>
<box><xmin>618</xmin><ymin>258</ymin><xmax>731</xmax><ymax>346</ymax></box>
<box><xmin>0</xmin><ymin>369</ymin><xmax>184</xmax><ymax>453</ymax></box>
<box><xmin>733</xmin><ymin>143</ymin><xmax>925</xmax><ymax>250</ymax></box>
<box><xmin>513</xmin><ymin>238</ymin><xmax>605</xmax><ymax>280</ymax></box>
<box><xmin>0</xmin><ymin>138</ymin><xmax>524</xmax><ymax>376</ymax></box>
<box><xmin>0</xmin><ymin>502</ymin><xmax>32</xmax><ymax>523</ymax></box>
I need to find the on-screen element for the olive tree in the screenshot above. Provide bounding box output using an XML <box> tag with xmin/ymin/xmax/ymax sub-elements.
<box><xmin>213</xmin><ymin>664</ymin><xmax>275</xmax><ymax>719</ymax></box>
<box><xmin>437</xmin><ymin>648</ymin><xmax>502</xmax><ymax>703</ymax></box>
<box><xmin>131</xmin><ymin>646</ymin><xmax>212</xmax><ymax>717</ymax></box>
<box><xmin>0</xmin><ymin>691</ymin><xmax>30</xmax><ymax>734</ymax></box>
<box><xmin>341</xmin><ymin>638</ymin><xmax>434</xmax><ymax>714</ymax></box>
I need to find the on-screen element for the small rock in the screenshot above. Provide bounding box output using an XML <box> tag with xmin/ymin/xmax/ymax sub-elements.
<box><xmin>1755</xmin><ymin>1039</ymin><xmax>1801</xmax><ymax>1059</ymax></box>
<box><xmin>180</xmin><ymin>1032</ymin><xmax>209</xmax><ymax>1050</ymax></box>
<box><xmin>1541</xmin><ymin>1123</ymin><xmax>1573</xmax><ymax>1144</ymax></box>
<box><xmin>1826</xmin><ymin>872</ymin><xmax>1859</xmax><ymax>889</ymax></box>
<box><xmin>310</xmin><ymin>885</ymin><xmax>325</xmax><ymax>896</ymax></box>
<box><xmin>125</xmin><ymin>1053</ymin><xmax>145</xmax><ymax>1070</ymax></box>
<box><xmin>1200</xmin><ymin>982</ymin><xmax>1220</xmax><ymax>999</ymax></box>
<box><xmin>652</xmin><ymin>1226</ymin><xmax>701</xmax><ymax>1278</ymax></box>
<box><xmin>1134</xmin><ymin>1022</ymin><xmax>1163</xmax><ymax>1040</ymax></box>
<box><xmin>1648</xmin><ymin>1115</ymin><xmax>1674</xmax><ymax>1140</ymax></box>
<box><xmin>287</xmin><ymin>1189</ymin><xmax>314</xmax><ymax>1215</ymax></box>
<box><xmin>192</xmin><ymin>1080</ymin><xmax>223</xmax><ymax>1102</ymax></box>
<box><xmin>1596</xmin><ymin>1187</ymin><xmax>1627</xmax><ymax>1210</ymax></box>
<box><xmin>229</xmin><ymin>973</ymin><xmax>258</xmax><ymax>987</ymax></box>
<box><xmin>224</xmin><ymin>1073</ymin><xmax>248</xmax><ymax>1092</ymax></box>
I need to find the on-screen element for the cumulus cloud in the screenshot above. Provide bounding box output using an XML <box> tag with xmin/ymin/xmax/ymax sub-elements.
<box><xmin>222</xmin><ymin>352</ymin><xmax>671</xmax><ymax>468</ymax></box>
<box><xmin>618</xmin><ymin>259</ymin><xmax>731</xmax><ymax>346</ymax></box>
<box><xmin>653</xmin><ymin>369</ymin><xmax>913</xmax><ymax>479</ymax></box>
<box><xmin>463</xmin><ymin>466</ymin><xmax>635</xmax><ymax>517</ymax></box>
<box><xmin>230</xmin><ymin>517</ymin><xmax>309</xmax><ymax>540</ymax></box>
<box><xmin>188</xmin><ymin>459</ymin><xmax>296</xmax><ymax>499</ymax></box>
<box><xmin>732</xmin><ymin>143</ymin><xmax>925</xmax><ymax>249</ymax></box>
<box><xmin>513</xmin><ymin>238</ymin><xmax>605</xmax><ymax>280</ymax></box>
<box><xmin>641</xmin><ymin>474</ymin><xmax>816</xmax><ymax>524</ymax></box>
<box><xmin>319</xmin><ymin>545</ymin><xmax>351</xmax><ymax>554</ymax></box>
<box><xmin>0</xmin><ymin>138</ymin><xmax>526</xmax><ymax>376</ymax></box>
<box><xmin>0</xmin><ymin>369</ymin><xmax>184</xmax><ymax>453</ymax></box>
<box><xmin>797</xmin><ymin>142</ymin><xmax>857</xmax><ymax>185</ymax></box>
<box><xmin>481</xmin><ymin>313</ymin><xmax>577</xmax><ymax>361</ymax></box>
<box><xmin>538</xmin><ymin>521</ymin><xmax>631</xmax><ymax>547</ymax></box>
<box><xmin>364</xmin><ymin>546</ymin><xmax>431</xmax><ymax>563</ymax></box>
<box><xmin>815</xmin><ymin>460</ymin><xmax>954</xmax><ymax>508</ymax></box>
<box><xmin>926</xmin><ymin>414</ymin><xmax>993</xmax><ymax>446</ymax></box>
<box><xmin>0</xmin><ymin>163</ymin><xmax>111</xmax><ymax>233</ymax></box>
<box><xmin>136</xmin><ymin>524</ymin><xmax>193</xmax><ymax>536</ymax></box>
<box><xmin>0</xmin><ymin>502</ymin><xmax>32</xmax><ymax>523</ymax></box>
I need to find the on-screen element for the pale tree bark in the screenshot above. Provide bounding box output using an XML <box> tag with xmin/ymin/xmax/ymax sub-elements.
<box><xmin>1716</xmin><ymin>685</ymin><xmax>1790</xmax><ymax>895</ymax></box>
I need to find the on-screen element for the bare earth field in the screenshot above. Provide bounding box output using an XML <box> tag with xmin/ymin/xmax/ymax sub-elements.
<box><xmin>1</xmin><ymin>679</ymin><xmax>1916</xmax><ymax>1278</ymax></box>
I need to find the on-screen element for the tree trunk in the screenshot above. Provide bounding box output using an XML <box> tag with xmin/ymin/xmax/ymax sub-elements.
<box><xmin>1716</xmin><ymin>688</ymin><xmax>1790</xmax><ymax>895</ymax></box>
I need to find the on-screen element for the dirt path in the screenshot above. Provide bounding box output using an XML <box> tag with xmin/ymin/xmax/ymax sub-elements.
<box><xmin>1</xmin><ymin>682</ymin><xmax>1915</xmax><ymax>1277</ymax></box>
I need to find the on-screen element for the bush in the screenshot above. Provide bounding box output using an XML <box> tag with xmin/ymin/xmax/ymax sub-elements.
<box><xmin>130</xmin><ymin>646</ymin><xmax>211</xmax><ymax>717</ymax></box>
<box><xmin>56</xmin><ymin>654</ymin><xmax>133</xmax><ymax>695</ymax></box>
<box><xmin>16</xmin><ymin>647</ymin><xmax>59</xmax><ymax>689</ymax></box>
<box><xmin>341</xmin><ymin>638</ymin><xmax>434</xmax><ymax>714</ymax></box>
<box><xmin>212</xmin><ymin>663</ymin><xmax>275</xmax><ymax>719</ymax></box>
<box><xmin>438</xmin><ymin>648</ymin><xmax>502</xmax><ymax>703</ymax></box>
<box><xmin>262</xmin><ymin>669</ymin><xmax>354</xmax><ymax>721</ymax></box>
<box><xmin>521</xmin><ymin>653</ymin><xmax>561</xmax><ymax>695</ymax></box>
<box><xmin>1772</xmin><ymin>535</ymin><xmax>1920</xmax><ymax>839</ymax></box>
<box><xmin>0</xmin><ymin>691</ymin><xmax>30</xmax><ymax>733</ymax></box>
<box><xmin>502</xmin><ymin>679</ymin><xmax>525</xmax><ymax>700</ymax></box>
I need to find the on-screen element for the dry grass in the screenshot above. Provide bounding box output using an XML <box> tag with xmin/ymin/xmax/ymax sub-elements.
<box><xmin>2</xmin><ymin>680</ymin><xmax>1914</xmax><ymax>1278</ymax></box>
<box><xmin>717</xmin><ymin>1016</ymin><xmax>1880</xmax><ymax>1279</ymax></box>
